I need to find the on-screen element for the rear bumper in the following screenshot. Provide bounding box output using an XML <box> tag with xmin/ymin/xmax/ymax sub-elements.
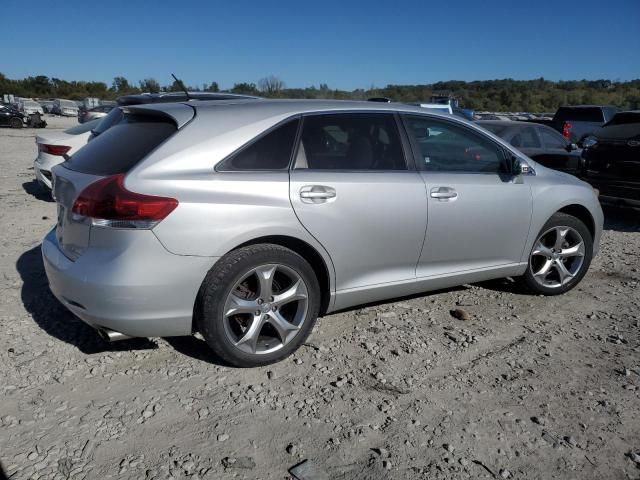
<box><xmin>34</xmin><ymin>155</ymin><xmax>64</xmax><ymax>190</ymax></box>
<box><xmin>42</xmin><ymin>228</ymin><xmax>216</xmax><ymax>337</ymax></box>
<box><xmin>34</xmin><ymin>161</ymin><xmax>53</xmax><ymax>189</ymax></box>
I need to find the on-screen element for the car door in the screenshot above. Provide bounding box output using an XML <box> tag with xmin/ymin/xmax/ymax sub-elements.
<box><xmin>536</xmin><ymin>126</ymin><xmax>581</xmax><ymax>175</ymax></box>
<box><xmin>402</xmin><ymin>114</ymin><xmax>532</xmax><ymax>278</ymax></box>
<box><xmin>289</xmin><ymin>112</ymin><xmax>428</xmax><ymax>292</ymax></box>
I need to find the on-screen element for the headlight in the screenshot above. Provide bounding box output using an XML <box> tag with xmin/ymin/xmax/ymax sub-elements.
<box><xmin>582</xmin><ymin>136</ymin><xmax>598</xmax><ymax>149</ymax></box>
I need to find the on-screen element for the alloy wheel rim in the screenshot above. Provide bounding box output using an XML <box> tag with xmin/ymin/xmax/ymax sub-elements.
<box><xmin>223</xmin><ymin>264</ymin><xmax>309</xmax><ymax>355</ymax></box>
<box><xmin>529</xmin><ymin>226</ymin><xmax>586</xmax><ymax>288</ymax></box>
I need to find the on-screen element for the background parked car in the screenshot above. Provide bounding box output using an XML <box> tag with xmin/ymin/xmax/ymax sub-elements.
<box><xmin>0</xmin><ymin>103</ymin><xmax>27</xmax><ymax>128</ymax></box>
<box><xmin>581</xmin><ymin>110</ymin><xmax>640</xmax><ymax>208</ymax></box>
<box><xmin>528</xmin><ymin>105</ymin><xmax>619</xmax><ymax>144</ymax></box>
<box><xmin>18</xmin><ymin>99</ymin><xmax>44</xmax><ymax>115</ymax></box>
<box><xmin>33</xmin><ymin>119</ymin><xmax>100</xmax><ymax>190</ymax></box>
<box><xmin>51</xmin><ymin>99</ymin><xmax>79</xmax><ymax>117</ymax></box>
<box><xmin>478</xmin><ymin>120</ymin><xmax>582</xmax><ymax>175</ymax></box>
<box><xmin>78</xmin><ymin>104</ymin><xmax>115</xmax><ymax>123</ymax></box>
<box><xmin>39</xmin><ymin>100</ymin><xmax>55</xmax><ymax>113</ymax></box>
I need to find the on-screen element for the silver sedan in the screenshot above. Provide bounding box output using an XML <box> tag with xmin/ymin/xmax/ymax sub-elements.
<box><xmin>43</xmin><ymin>100</ymin><xmax>603</xmax><ymax>366</ymax></box>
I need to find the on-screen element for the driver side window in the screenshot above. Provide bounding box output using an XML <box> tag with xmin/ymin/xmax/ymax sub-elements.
<box><xmin>404</xmin><ymin>115</ymin><xmax>507</xmax><ymax>174</ymax></box>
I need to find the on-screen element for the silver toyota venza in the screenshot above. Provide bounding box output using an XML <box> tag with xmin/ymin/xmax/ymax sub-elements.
<box><xmin>43</xmin><ymin>100</ymin><xmax>603</xmax><ymax>366</ymax></box>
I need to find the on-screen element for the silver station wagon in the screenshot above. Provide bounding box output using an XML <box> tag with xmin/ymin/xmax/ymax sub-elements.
<box><xmin>43</xmin><ymin>100</ymin><xmax>603</xmax><ymax>366</ymax></box>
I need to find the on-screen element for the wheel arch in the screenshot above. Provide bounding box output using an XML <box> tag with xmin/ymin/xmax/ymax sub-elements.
<box><xmin>556</xmin><ymin>203</ymin><xmax>596</xmax><ymax>240</ymax></box>
<box><xmin>233</xmin><ymin>235</ymin><xmax>333</xmax><ymax>316</ymax></box>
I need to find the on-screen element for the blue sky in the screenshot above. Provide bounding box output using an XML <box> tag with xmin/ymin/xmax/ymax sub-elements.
<box><xmin>1</xmin><ymin>0</ymin><xmax>639</xmax><ymax>90</ymax></box>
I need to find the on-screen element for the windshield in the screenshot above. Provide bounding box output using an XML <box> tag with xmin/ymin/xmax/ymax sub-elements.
<box><xmin>64</xmin><ymin>118</ymin><xmax>101</xmax><ymax>135</ymax></box>
<box><xmin>23</xmin><ymin>101</ymin><xmax>39</xmax><ymax>107</ymax></box>
<box><xmin>92</xmin><ymin>107</ymin><xmax>124</xmax><ymax>136</ymax></box>
<box><xmin>60</xmin><ymin>100</ymin><xmax>76</xmax><ymax>108</ymax></box>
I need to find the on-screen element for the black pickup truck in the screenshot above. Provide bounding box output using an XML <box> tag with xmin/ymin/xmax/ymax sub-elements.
<box><xmin>528</xmin><ymin>105</ymin><xmax>619</xmax><ymax>145</ymax></box>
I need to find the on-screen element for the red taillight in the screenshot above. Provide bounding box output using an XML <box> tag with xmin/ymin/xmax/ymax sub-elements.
<box><xmin>562</xmin><ymin>121</ymin><xmax>572</xmax><ymax>140</ymax></box>
<box><xmin>71</xmin><ymin>174</ymin><xmax>178</xmax><ymax>228</ymax></box>
<box><xmin>39</xmin><ymin>144</ymin><xmax>72</xmax><ymax>156</ymax></box>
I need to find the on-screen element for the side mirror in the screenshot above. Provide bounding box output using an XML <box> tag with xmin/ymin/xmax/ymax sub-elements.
<box><xmin>510</xmin><ymin>155</ymin><xmax>532</xmax><ymax>176</ymax></box>
<box><xmin>566</xmin><ymin>143</ymin><xmax>578</xmax><ymax>152</ymax></box>
<box><xmin>511</xmin><ymin>156</ymin><xmax>522</xmax><ymax>175</ymax></box>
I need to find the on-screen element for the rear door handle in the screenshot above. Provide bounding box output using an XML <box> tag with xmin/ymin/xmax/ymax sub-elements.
<box><xmin>430</xmin><ymin>186</ymin><xmax>458</xmax><ymax>200</ymax></box>
<box><xmin>299</xmin><ymin>185</ymin><xmax>336</xmax><ymax>203</ymax></box>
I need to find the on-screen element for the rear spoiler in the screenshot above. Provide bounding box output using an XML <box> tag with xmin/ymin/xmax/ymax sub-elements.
<box><xmin>121</xmin><ymin>103</ymin><xmax>195</xmax><ymax>129</ymax></box>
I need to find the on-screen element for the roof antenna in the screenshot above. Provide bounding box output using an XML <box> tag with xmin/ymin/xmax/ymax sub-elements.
<box><xmin>171</xmin><ymin>73</ymin><xmax>192</xmax><ymax>100</ymax></box>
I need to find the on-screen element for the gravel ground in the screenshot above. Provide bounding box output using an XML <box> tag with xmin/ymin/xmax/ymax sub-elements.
<box><xmin>1</xmin><ymin>118</ymin><xmax>639</xmax><ymax>480</ymax></box>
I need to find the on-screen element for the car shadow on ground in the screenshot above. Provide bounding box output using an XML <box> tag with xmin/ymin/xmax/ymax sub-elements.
<box><xmin>164</xmin><ymin>336</ymin><xmax>230</xmax><ymax>367</ymax></box>
<box><xmin>602</xmin><ymin>205</ymin><xmax>640</xmax><ymax>232</ymax></box>
<box><xmin>16</xmin><ymin>245</ymin><xmax>157</xmax><ymax>354</ymax></box>
<box><xmin>22</xmin><ymin>180</ymin><xmax>54</xmax><ymax>203</ymax></box>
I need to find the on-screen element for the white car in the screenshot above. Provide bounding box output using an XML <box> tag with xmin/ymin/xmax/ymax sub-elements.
<box><xmin>52</xmin><ymin>99</ymin><xmax>79</xmax><ymax>117</ymax></box>
<box><xmin>34</xmin><ymin>119</ymin><xmax>99</xmax><ymax>190</ymax></box>
<box><xmin>19</xmin><ymin>99</ymin><xmax>44</xmax><ymax>116</ymax></box>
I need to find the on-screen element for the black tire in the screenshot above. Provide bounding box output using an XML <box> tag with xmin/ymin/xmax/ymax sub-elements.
<box><xmin>518</xmin><ymin>212</ymin><xmax>593</xmax><ymax>295</ymax></box>
<box><xmin>9</xmin><ymin>117</ymin><xmax>23</xmax><ymax>129</ymax></box>
<box><xmin>197</xmin><ymin>244</ymin><xmax>320</xmax><ymax>367</ymax></box>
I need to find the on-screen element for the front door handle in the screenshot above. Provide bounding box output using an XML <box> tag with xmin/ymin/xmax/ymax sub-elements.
<box><xmin>300</xmin><ymin>185</ymin><xmax>336</xmax><ymax>203</ymax></box>
<box><xmin>430</xmin><ymin>186</ymin><xmax>458</xmax><ymax>200</ymax></box>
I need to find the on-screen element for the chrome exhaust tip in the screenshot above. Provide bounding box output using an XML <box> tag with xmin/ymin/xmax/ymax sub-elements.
<box><xmin>97</xmin><ymin>328</ymin><xmax>133</xmax><ymax>342</ymax></box>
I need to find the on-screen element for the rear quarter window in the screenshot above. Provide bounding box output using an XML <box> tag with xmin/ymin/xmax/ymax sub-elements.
<box><xmin>217</xmin><ymin>118</ymin><xmax>300</xmax><ymax>171</ymax></box>
<box><xmin>63</xmin><ymin>114</ymin><xmax>176</xmax><ymax>175</ymax></box>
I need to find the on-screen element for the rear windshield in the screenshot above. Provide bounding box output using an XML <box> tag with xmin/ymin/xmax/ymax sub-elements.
<box><xmin>555</xmin><ymin>107</ymin><xmax>604</xmax><ymax>123</ymax></box>
<box><xmin>64</xmin><ymin>114</ymin><xmax>176</xmax><ymax>175</ymax></box>
<box><xmin>479</xmin><ymin>123</ymin><xmax>507</xmax><ymax>136</ymax></box>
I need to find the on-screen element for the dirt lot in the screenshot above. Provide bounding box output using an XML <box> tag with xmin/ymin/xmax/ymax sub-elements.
<box><xmin>1</xmin><ymin>118</ymin><xmax>639</xmax><ymax>480</ymax></box>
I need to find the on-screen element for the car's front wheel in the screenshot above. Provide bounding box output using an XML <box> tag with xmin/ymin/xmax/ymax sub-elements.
<box><xmin>9</xmin><ymin>117</ymin><xmax>23</xmax><ymax>129</ymax></box>
<box><xmin>519</xmin><ymin>212</ymin><xmax>593</xmax><ymax>295</ymax></box>
<box><xmin>197</xmin><ymin>244</ymin><xmax>320</xmax><ymax>367</ymax></box>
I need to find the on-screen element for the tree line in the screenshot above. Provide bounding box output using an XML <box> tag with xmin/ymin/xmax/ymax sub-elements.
<box><xmin>2</xmin><ymin>72</ymin><xmax>639</xmax><ymax>112</ymax></box>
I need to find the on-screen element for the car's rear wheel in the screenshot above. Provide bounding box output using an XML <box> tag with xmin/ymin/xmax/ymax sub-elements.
<box><xmin>9</xmin><ymin>117</ymin><xmax>23</xmax><ymax>129</ymax></box>
<box><xmin>197</xmin><ymin>244</ymin><xmax>320</xmax><ymax>367</ymax></box>
<box><xmin>519</xmin><ymin>212</ymin><xmax>593</xmax><ymax>295</ymax></box>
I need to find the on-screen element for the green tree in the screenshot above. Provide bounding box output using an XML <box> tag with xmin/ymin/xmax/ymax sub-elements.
<box><xmin>230</xmin><ymin>82</ymin><xmax>259</xmax><ymax>95</ymax></box>
<box><xmin>204</xmin><ymin>81</ymin><xmax>220</xmax><ymax>92</ymax></box>
<box><xmin>139</xmin><ymin>78</ymin><xmax>160</xmax><ymax>93</ymax></box>
<box><xmin>258</xmin><ymin>75</ymin><xmax>285</xmax><ymax>96</ymax></box>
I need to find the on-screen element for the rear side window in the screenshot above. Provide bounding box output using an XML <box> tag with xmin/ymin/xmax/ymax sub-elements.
<box><xmin>295</xmin><ymin>113</ymin><xmax>406</xmax><ymax>170</ymax></box>
<box><xmin>217</xmin><ymin>118</ymin><xmax>299</xmax><ymax>171</ymax></box>
<box><xmin>64</xmin><ymin>114</ymin><xmax>176</xmax><ymax>175</ymax></box>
